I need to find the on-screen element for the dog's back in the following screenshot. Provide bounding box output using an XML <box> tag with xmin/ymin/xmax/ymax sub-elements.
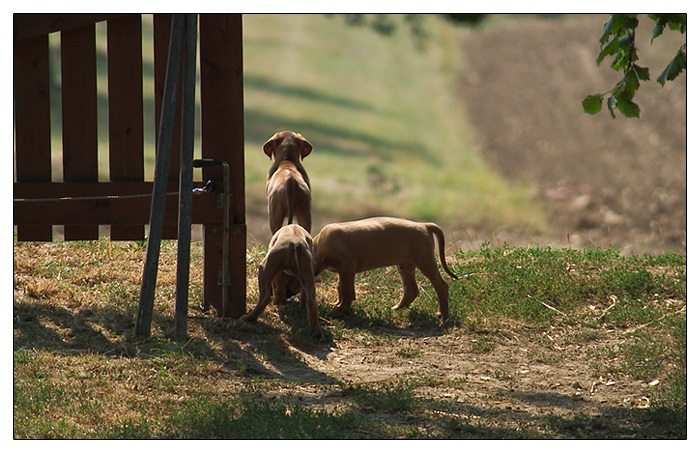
<box><xmin>314</xmin><ymin>217</ymin><xmax>457</xmax><ymax>278</ymax></box>
<box><xmin>263</xmin><ymin>131</ymin><xmax>313</xmax><ymax>234</ymax></box>
<box><xmin>266</xmin><ymin>162</ymin><xmax>312</xmax><ymax>233</ymax></box>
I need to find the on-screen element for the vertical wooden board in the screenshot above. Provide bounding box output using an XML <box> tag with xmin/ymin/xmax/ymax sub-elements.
<box><xmin>107</xmin><ymin>14</ymin><xmax>145</xmax><ymax>240</ymax></box>
<box><xmin>61</xmin><ymin>24</ymin><xmax>99</xmax><ymax>240</ymax></box>
<box><xmin>14</xmin><ymin>34</ymin><xmax>53</xmax><ymax>241</ymax></box>
<box><xmin>154</xmin><ymin>13</ymin><xmax>181</xmax><ymax>240</ymax></box>
<box><xmin>199</xmin><ymin>14</ymin><xmax>246</xmax><ymax>317</ymax></box>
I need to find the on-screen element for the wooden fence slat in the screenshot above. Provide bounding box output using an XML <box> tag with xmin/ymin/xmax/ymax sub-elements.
<box><xmin>107</xmin><ymin>14</ymin><xmax>145</xmax><ymax>240</ymax></box>
<box><xmin>14</xmin><ymin>14</ymin><xmax>125</xmax><ymax>41</ymax></box>
<box><xmin>14</xmin><ymin>14</ymin><xmax>248</xmax><ymax>320</ymax></box>
<box><xmin>61</xmin><ymin>24</ymin><xmax>99</xmax><ymax>240</ymax></box>
<box><xmin>14</xmin><ymin>33</ymin><xmax>53</xmax><ymax>241</ymax></box>
<box><xmin>199</xmin><ymin>14</ymin><xmax>246</xmax><ymax>317</ymax></box>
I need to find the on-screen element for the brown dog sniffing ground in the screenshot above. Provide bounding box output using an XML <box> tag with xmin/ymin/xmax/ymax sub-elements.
<box><xmin>263</xmin><ymin>131</ymin><xmax>313</xmax><ymax>234</ymax></box>
<box><xmin>312</xmin><ymin>217</ymin><xmax>459</xmax><ymax>323</ymax></box>
<box><xmin>240</xmin><ymin>224</ymin><xmax>322</xmax><ymax>338</ymax></box>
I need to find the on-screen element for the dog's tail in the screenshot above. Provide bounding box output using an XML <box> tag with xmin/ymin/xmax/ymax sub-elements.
<box><xmin>427</xmin><ymin>223</ymin><xmax>459</xmax><ymax>280</ymax></box>
<box><xmin>292</xmin><ymin>241</ymin><xmax>307</xmax><ymax>288</ymax></box>
<box><xmin>284</xmin><ymin>176</ymin><xmax>295</xmax><ymax>226</ymax></box>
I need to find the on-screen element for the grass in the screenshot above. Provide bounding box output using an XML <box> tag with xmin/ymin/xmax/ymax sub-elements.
<box><xmin>38</xmin><ymin>14</ymin><xmax>544</xmax><ymax>239</ymax></box>
<box><xmin>14</xmin><ymin>13</ymin><xmax>686</xmax><ymax>440</ymax></box>
<box><xmin>13</xmin><ymin>239</ymin><xmax>686</xmax><ymax>439</ymax></box>
<box><xmin>242</xmin><ymin>14</ymin><xmax>544</xmax><ymax>233</ymax></box>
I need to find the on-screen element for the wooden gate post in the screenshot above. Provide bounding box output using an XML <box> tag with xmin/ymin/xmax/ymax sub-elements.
<box><xmin>199</xmin><ymin>14</ymin><xmax>246</xmax><ymax>318</ymax></box>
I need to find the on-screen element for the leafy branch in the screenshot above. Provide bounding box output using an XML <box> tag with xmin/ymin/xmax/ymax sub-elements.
<box><xmin>583</xmin><ymin>13</ymin><xmax>686</xmax><ymax>118</ymax></box>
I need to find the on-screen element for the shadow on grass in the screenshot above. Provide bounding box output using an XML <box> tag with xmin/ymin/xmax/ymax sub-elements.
<box><xmin>246</xmin><ymin>74</ymin><xmax>375</xmax><ymax>112</ymax></box>
<box><xmin>245</xmin><ymin>109</ymin><xmax>439</xmax><ymax>164</ymax></box>
<box><xmin>109</xmin><ymin>380</ymin><xmax>686</xmax><ymax>439</ymax></box>
<box><xmin>12</xmin><ymin>298</ymin><xmax>341</xmax><ymax>386</ymax></box>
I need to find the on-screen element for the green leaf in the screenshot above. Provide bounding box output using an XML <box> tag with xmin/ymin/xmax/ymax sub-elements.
<box><xmin>596</xmin><ymin>37</ymin><xmax>619</xmax><ymax>65</ymax></box>
<box><xmin>600</xmin><ymin>15</ymin><xmax>623</xmax><ymax>44</ymax></box>
<box><xmin>582</xmin><ymin>94</ymin><xmax>603</xmax><ymax>115</ymax></box>
<box><xmin>634</xmin><ymin>64</ymin><xmax>650</xmax><ymax>81</ymax></box>
<box><xmin>616</xmin><ymin>96</ymin><xmax>640</xmax><ymax>118</ymax></box>
<box><xmin>651</xmin><ymin>17</ymin><xmax>667</xmax><ymax>42</ymax></box>
<box><xmin>623</xmin><ymin>70</ymin><xmax>641</xmax><ymax>97</ymax></box>
<box><xmin>666</xmin><ymin>14</ymin><xmax>687</xmax><ymax>32</ymax></box>
<box><xmin>657</xmin><ymin>50</ymin><xmax>687</xmax><ymax>86</ymax></box>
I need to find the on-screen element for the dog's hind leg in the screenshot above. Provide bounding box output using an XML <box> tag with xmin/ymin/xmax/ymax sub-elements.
<box><xmin>241</xmin><ymin>266</ymin><xmax>274</xmax><ymax>323</ymax></box>
<box><xmin>393</xmin><ymin>262</ymin><xmax>419</xmax><ymax>310</ymax></box>
<box><xmin>416</xmin><ymin>258</ymin><xmax>450</xmax><ymax>323</ymax></box>
<box><xmin>295</xmin><ymin>202</ymin><xmax>312</xmax><ymax>233</ymax></box>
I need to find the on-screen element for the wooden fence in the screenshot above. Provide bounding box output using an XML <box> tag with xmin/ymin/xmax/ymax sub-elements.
<box><xmin>13</xmin><ymin>13</ymin><xmax>246</xmax><ymax>320</ymax></box>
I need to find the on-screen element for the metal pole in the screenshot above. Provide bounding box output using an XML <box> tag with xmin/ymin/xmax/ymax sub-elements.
<box><xmin>136</xmin><ymin>14</ymin><xmax>185</xmax><ymax>338</ymax></box>
<box><xmin>175</xmin><ymin>14</ymin><xmax>198</xmax><ymax>337</ymax></box>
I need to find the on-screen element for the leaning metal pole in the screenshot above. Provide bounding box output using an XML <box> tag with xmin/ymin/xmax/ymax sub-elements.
<box><xmin>136</xmin><ymin>14</ymin><xmax>186</xmax><ymax>338</ymax></box>
<box><xmin>175</xmin><ymin>14</ymin><xmax>198</xmax><ymax>338</ymax></box>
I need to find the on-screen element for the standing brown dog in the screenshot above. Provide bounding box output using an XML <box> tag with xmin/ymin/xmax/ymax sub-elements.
<box><xmin>313</xmin><ymin>217</ymin><xmax>459</xmax><ymax>323</ymax></box>
<box><xmin>263</xmin><ymin>131</ymin><xmax>313</xmax><ymax>234</ymax></box>
<box><xmin>240</xmin><ymin>224</ymin><xmax>322</xmax><ymax>338</ymax></box>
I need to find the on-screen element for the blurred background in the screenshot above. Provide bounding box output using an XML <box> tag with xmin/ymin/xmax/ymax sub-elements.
<box><xmin>33</xmin><ymin>14</ymin><xmax>687</xmax><ymax>255</ymax></box>
<box><xmin>242</xmin><ymin>14</ymin><xmax>686</xmax><ymax>255</ymax></box>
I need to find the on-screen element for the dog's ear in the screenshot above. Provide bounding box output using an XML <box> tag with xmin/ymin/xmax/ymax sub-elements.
<box><xmin>263</xmin><ymin>135</ymin><xmax>278</xmax><ymax>159</ymax></box>
<box><xmin>299</xmin><ymin>136</ymin><xmax>313</xmax><ymax>159</ymax></box>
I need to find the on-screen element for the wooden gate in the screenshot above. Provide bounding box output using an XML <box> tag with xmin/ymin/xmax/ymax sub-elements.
<box><xmin>13</xmin><ymin>13</ymin><xmax>246</xmax><ymax>319</ymax></box>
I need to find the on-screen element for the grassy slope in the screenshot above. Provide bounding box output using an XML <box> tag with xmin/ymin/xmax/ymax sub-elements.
<box><xmin>242</xmin><ymin>14</ymin><xmax>543</xmax><ymax>234</ymax></box>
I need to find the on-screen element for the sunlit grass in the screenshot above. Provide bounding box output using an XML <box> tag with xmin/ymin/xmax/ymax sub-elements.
<box><xmin>242</xmin><ymin>14</ymin><xmax>545</xmax><ymax>234</ymax></box>
<box><xmin>13</xmin><ymin>239</ymin><xmax>686</xmax><ymax>438</ymax></box>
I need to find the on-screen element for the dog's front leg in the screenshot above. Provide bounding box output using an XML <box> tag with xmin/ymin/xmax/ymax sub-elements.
<box><xmin>335</xmin><ymin>271</ymin><xmax>356</xmax><ymax>315</ymax></box>
<box><xmin>271</xmin><ymin>273</ymin><xmax>291</xmax><ymax>305</ymax></box>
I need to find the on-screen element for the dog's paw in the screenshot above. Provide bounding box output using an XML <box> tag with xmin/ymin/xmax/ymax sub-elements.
<box><xmin>311</xmin><ymin>326</ymin><xmax>324</xmax><ymax>340</ymax></box>
<box><xmin>238</xmin><ymin>313</ymin><xmax>257</xmax><ymax>325</ymax></box>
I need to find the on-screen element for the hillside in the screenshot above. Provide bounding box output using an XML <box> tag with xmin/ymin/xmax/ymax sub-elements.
<box><xmin>458</xmin><ymin>14</ymin><xmax>686</xmax><ymax>255</ymax></box>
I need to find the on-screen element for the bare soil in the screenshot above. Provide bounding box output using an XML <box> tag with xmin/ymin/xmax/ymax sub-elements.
<box><xmin>238</xmin><ymin>16</ymin><xmax>686</xmax><ymax>439</ymax></box>
<box><xmin>456</xmin><ymin>14</ymin><xmax>686</xmax><ymax>256</ymax></box>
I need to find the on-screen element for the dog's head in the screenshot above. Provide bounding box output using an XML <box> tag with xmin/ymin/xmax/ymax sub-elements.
<box><xmin>263</xmin><ymin>130</ymin><xmax>313</xmax><ymax>162</ymax></box>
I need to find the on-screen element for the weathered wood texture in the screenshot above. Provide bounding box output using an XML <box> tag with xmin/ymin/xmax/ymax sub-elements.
<box><xmin>199</xmin><ymin>14</ymin><xmax>246</xmax><ymax>317</ymax></box>
<box><xmin>13</xmin><ymin>13</ymin><xmax>246</xmax><ymax>317</ymax></box>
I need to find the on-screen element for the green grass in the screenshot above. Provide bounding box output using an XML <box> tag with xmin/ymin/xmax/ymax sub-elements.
<box><xmin>13</xmin><ymin>239</ymin><xmax>686</xmax><ymax>439</ymax></box>
<box><xmin>40</xmin><ymin>15</ymin><xmax>544</xmax><ymax>235</ymax></box>
<box><xmin>242</xmin><ymin>14</ymin><xmax>543</xmax><ymax>233</ymax></box>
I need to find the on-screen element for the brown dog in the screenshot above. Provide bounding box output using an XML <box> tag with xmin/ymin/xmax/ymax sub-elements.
<box><xmin>313</xmin><ymin>217</ymin><xmax>459</xmax><ymax>323</ymax></box>
<box><xmin>263</xmin><ymin>131</ymin><xmax>313</xmax><ymax>234</ymax></box>
<box><xmin>240</xmin><ymin>224</ymin><xmax>322</xmax><ymax>338</ymax></box>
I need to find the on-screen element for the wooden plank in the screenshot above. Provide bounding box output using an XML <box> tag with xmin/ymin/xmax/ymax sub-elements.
<box><xmin>14</xmin><ymin>14</ymin><xmax>126</xmax><ymax>41</ymax></box>
<box><xmin>14</xmin><ymin>33</ymin><xmax>53</xmax><ymax>241</ymax></box>
<box><xmin>107</xmin><ymin>15</ymin><xmax>145</xmax><ymax>240</ymax></box>
<box><xmin>199</xmin><ymin>14</ymin><xmax>246</xmax><ymax>317</ymax></box>
<box><xmin>13</xmin><ymin>182</ymin><xmax>220</xmax><ymax>226</ymax></box>
<box><xmin>154</xmin><ymin>13</ymin><xmax>182</xmax><ymax>240</ymax></box>
<box><xmin>61</xmin><ymin>24</ymin><xmax>99</xmax><ymax>240</ymax></box>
